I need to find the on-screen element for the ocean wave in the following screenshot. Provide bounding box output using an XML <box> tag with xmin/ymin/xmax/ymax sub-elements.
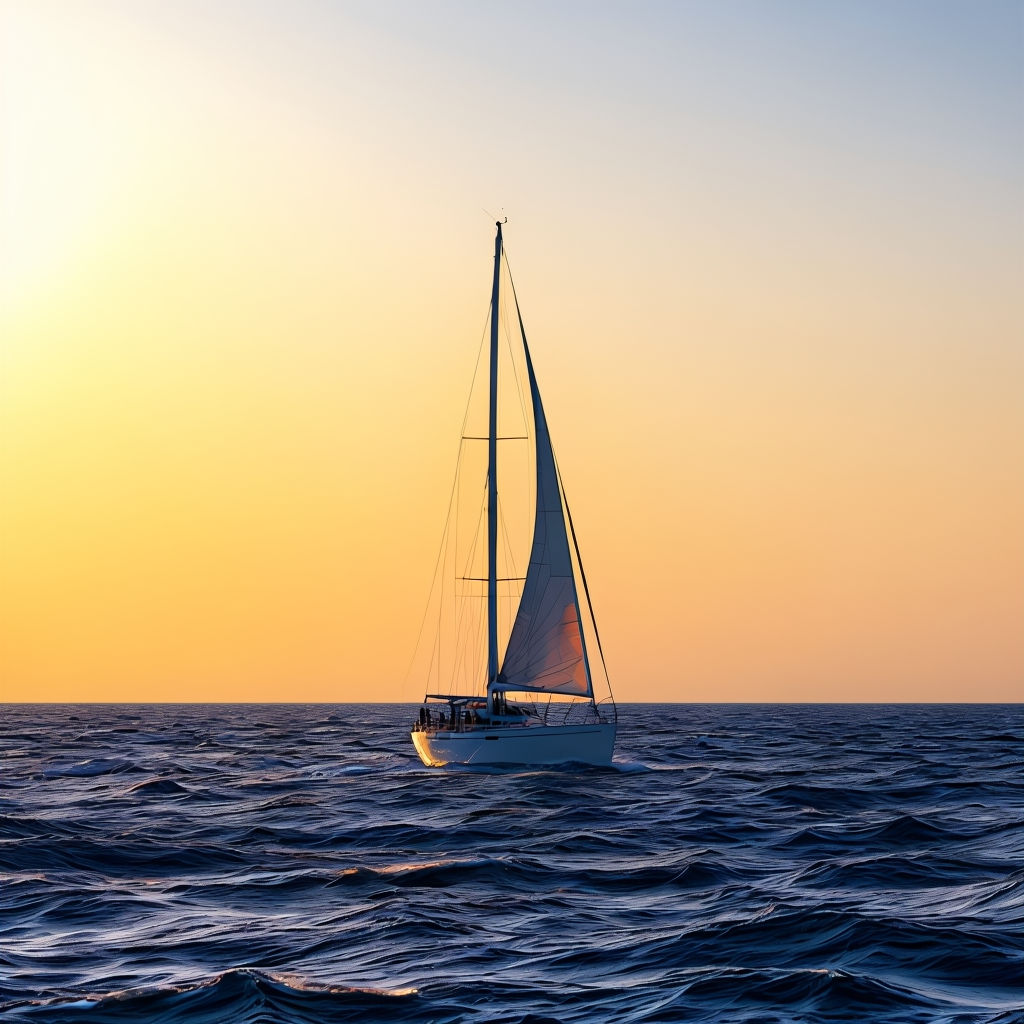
<box><xmin>13</xmin><ymin>969</ymin><xmax>423</xmax><ymax>1024</ymax></box>
<box><xmin>3</xmin><ymin>703</ymin><xmax>1022</xmax><ymax>1024</ymax></box>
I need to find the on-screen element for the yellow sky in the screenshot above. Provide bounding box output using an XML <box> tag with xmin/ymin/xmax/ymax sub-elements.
<box><xmin>2</xmin><ymin>2</ymin><xmax>1022</xmax><ymax>702</ymax></box>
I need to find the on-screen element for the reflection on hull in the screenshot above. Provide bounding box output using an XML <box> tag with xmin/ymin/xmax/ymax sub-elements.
<box><xmin>411</xmin><ymin>723</ymin><xmax>616</xmax><ymax>767</ymax></box>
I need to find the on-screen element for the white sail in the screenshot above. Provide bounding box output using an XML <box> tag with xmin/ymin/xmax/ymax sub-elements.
<box><xmin>498</xmin><ymin>337</ymin><xmax>592</xmax><ymax>698</ymax></box>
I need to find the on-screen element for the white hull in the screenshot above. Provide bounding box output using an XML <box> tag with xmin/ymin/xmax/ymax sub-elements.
<box><xmin>411</xmin><ymin>722</ymin><xmax>616</xmax><ymax>767</ymax></box>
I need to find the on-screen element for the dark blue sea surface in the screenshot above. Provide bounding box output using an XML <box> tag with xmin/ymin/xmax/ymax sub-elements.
<box><xmin>1</xmin><ymin>703</ymin><xmax>1022</xmax><ymax>1023</ymax></box>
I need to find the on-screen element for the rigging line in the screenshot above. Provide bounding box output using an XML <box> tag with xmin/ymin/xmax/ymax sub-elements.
<box><xmin>402</xmin><ymin>464</ymin><xmax>452</xmax><ymax>694</ymax></box>
<box><xmin>428</xmin><ymin>587</ymin><xmax>441</xmax><ymax>692</ymax></box>
<box><xmin>446</xmin><ymin>438</ymin><xmax>470</xmax><ymax>690</ymax></box>
<box><xmin>402</xmin><ymin>305</ymin><xmax>490</xmax><ymax>693</ymax></box>
<box><xmin>452</xmin><ymin>552</ymin><xmax>477</xmax><ymax>693</ymax></box>
<box><xmin>442</xmin><ymin>300</ymin><xmax>490</xmax><ymax>694</ymax></box>
<box><xmin>498</xmin><ymin>250</ymin><xmax>532</xmax><ymax>449</ymax></box>
<box><xmin>460</xmin><ymin>303</ymin><xmax>496</xmax><ymax>439</ymax></box>
<box><xmin>497</xmin><ymin>495</ymin><xmax>522</xmax><ymax>584</ymax></box>
<box><xmin>556</xmin><ymin>459</ymin><xmax>615</xmax><ymax>702</ymax></box>
<box><xmin>500</xmin><ymin>248</ymin><xmax>537</xmax><ymax>547</ymax></box>
<box><xmin>450</xmin><ymin>602</ymin><xmax>469</xmax><ymax>693</ymax></box>
<box><xmin>459</xmin><ymin>479</ymin><xmax>488</xmax><ymax>582</ymax></box>
<box><xmin>500</xmin><ymin>247</ymin><xmax>532</xmax><ymax>427</ymax></box>
<box><xmin>471</xmin><ymin>600</ymin><xmax>488</xmax><ymax>695</ymax></box>
<box><xmin>434</xmin><ymin>458</ymin><xmax>458</xmax><ymax>695</ymax></box>
<box><xmin>452</xmin><ymin>577</ymin><xmax>487</xmax><ymax>695</ymax></box>
<box><xmin>449</xmin><ymin>480</ymin><xmax>489</xmax><ymax>691</ymax></box>
<box><xmin>453</xmin><ymin>494</ymin><xmax>523</xmax><ymax>692</ymax></box>
<box><xmin>422</xmin><ymin>484</ymin><xmax>451</xmax><ymax>696</ymax></box>
<box><xmin>503</xmin><ymin>317</ymin><xmax>532</xmax><ymax>436</ymax></box>
<box><xmin>497</xmin><ymin>499</ymin><xmax>524</xmax><ymax>663</ymax></box>
<box><xmin>451</xmin><ymin>562</ymin><xmax>482</xmax><ymax>690</ymax></box>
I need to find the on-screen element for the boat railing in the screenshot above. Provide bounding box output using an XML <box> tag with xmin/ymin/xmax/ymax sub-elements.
<box><xmin>414</xmin><ymin>692</ymin><xmax>616</xmax><ymax>732</ymax></box>
<box><xmin>554</xmin><ymin>699</ymin><xmax>616</xmax><ymax>727</ymax></box>
<box><xmin>413</xmin><ymin>704</ymin><xmax>540</xmax><ymax>733</ymax></box>
<box><xmin>595</xmin><ymin>695</ymin><xmax>618</xmax><ymax>725</ymax></box>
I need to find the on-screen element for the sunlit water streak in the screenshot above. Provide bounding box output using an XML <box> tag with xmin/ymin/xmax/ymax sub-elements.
<box><xmin>1</xmin><ymin>703</ymin><xmax>1022</xmax><ymax>1023</ymax></box>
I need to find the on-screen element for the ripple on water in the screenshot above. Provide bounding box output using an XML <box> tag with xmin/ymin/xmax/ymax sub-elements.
<box><xmin>2</xmin><ymin>703</ymin><xmax>1022</xmax><ymax>1024</ymax></box>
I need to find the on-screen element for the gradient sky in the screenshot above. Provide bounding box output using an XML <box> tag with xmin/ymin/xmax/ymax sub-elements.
<box><xmin>2</xmin><ymin>1</ymin><xmax>1022</xmax><ymax>703</ymax></box>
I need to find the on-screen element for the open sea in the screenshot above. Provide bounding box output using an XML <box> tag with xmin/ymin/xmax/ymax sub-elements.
<box><xmin>1</xmin><ymin>703</ymin><xmax>1022</xmax><ymax>1023</ymax></box>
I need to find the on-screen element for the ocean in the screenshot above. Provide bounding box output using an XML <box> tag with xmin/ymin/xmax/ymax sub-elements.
<box><xmin>1</xmin><ymin>703</ymin><xmax>1022</xmax><ymax>1023</ymax></box>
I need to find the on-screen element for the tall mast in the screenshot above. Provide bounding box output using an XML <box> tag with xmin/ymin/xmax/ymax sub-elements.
<box><xmin>486</xmin><ymin>221</ymin><xmax>502</xmax><ymax>709</ymax></box>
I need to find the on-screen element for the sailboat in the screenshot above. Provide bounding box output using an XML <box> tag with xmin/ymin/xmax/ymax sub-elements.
<box><xmin>411</xmin><ymin>222</ymin><xmax>616</xmax><ymax>767</ymax></box>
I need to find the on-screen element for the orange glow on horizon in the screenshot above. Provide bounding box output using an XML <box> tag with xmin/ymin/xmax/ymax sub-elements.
<box><xmin>2</xmin><ymin>3</ymin><xmax>1021</xmax><ymax>703</ymax></box>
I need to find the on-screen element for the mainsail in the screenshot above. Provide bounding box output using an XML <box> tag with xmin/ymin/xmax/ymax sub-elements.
<box><xmin>497</xmin><ymin>329</ymin><xmax>592</xmax><ymax>699</ymax></box>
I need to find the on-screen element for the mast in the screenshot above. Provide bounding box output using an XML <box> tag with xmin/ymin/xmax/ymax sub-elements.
<box><xmin>486</xmin><ymin>221</ymin><xmax>502</xmax><ymax>712</ymax></box>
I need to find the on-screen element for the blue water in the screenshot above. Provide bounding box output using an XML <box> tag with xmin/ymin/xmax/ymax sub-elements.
<box><xmin>1</xmin><ymin>703</ymin><xmax>1022</xmax><ymax>1023</ymax></box>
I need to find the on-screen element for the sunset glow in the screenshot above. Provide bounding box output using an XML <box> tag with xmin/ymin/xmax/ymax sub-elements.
<box><xmin>1</xmin><ymin>1</ymin><xmax>1021</xmax><ymax>703</ymax></box>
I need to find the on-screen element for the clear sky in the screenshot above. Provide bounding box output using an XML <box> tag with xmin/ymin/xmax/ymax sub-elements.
<box><xmin>2</xmin><ymin>1</ymin><xmax>1022</xmax><ymax>703</ymax></box>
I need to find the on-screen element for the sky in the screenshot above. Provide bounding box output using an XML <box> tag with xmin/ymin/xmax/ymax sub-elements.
<box><xmin>1</xmin><ymin>0</ymin><xmax>1022</xmax><ymax>703</ymax></box>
